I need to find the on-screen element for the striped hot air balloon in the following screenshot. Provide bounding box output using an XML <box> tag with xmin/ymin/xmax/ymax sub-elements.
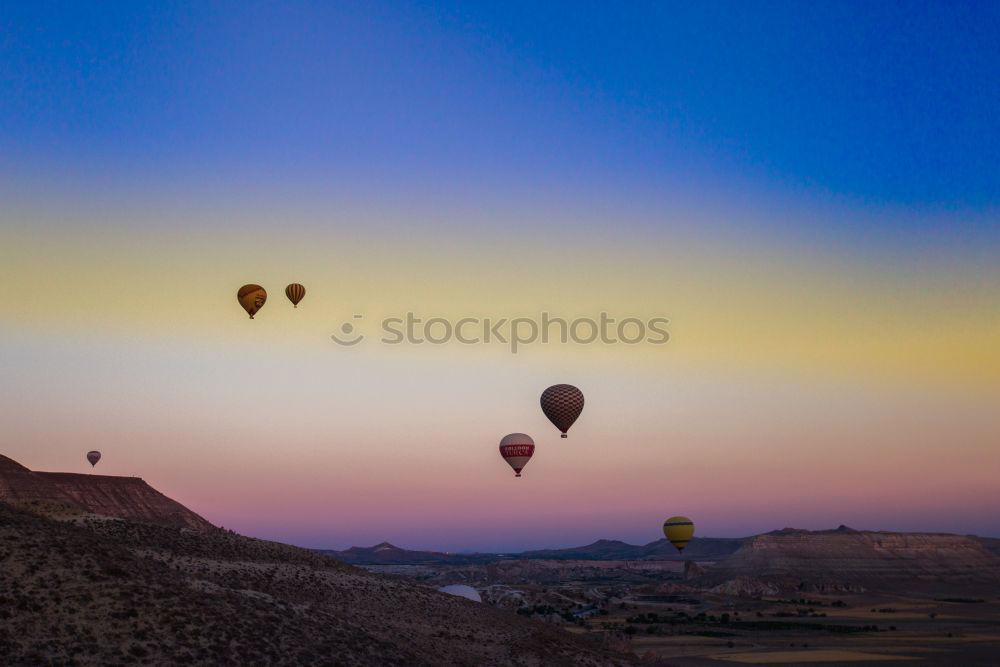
<box><xmin>86</xmin><ymin>450</ymin><xmax>101</xmax><ymax>467</ymax></box>
<box><xmin>663</xmin><ymin>516</ymin><xmax>695</xmax><ymax>553</ymax></box>
<box><xmin>237</xmin><ymin>284</ymin><xmax>267</xmax><ymax>319</ymax></box>
<box><xmin>285</xmin><ymin>283</ymin><xmax>306</xmax><ymax>307</ymax></box>
<box><xmin>540</xmin><ymin>384</ymin><xmax>584</xmax><ymax>438</ymax></box>
<box><xmin>499</xmin><ymin>433</ymin><xmax>535</xmax><ymax>478</ymax></box>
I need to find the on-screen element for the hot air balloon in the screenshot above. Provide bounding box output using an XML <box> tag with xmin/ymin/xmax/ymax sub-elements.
<box><xmin>663</xmin><ymin>516</ymin><xmax>695</xmax><ymax>553</ymax></box>
<box><xmin>540</xmin><ymin>384</ymin><xmax>584</xmax><ymax>438</ymax></box>
<box><xmin>499</xmin><ymin>433</ymin><xmax>535</xmax><ymax>478</ymax></box>
<box><xmin>285</xmin><ymin>283</ymin><xmax>306</xmax><ymax>307</ymax></box>
<box><xmin>237</xmin><ymin>284</ymin><xmax>267</xmax><ymax>319</ymax></box>
<box><xmin>86</xmin><ymin>450</ymin><xmax>101</xmax><ymax>468</ymax></box>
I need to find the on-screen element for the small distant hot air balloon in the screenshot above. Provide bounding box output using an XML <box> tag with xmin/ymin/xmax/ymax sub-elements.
<box><xmin>663</xmin><ymin>516</ymin><xmax>695</xmax><ymax>553</ymax></box>
<box><xmin>540</xmin><ymin>384</ymin><xmax>584</xmax><ymax>438</ymax></box>
<box><xmin>499</xmin><ymin>433</ymin><xmax>535</xmax><ymax>478</ymax></box>
<box><xmin>285</xmin><ymin>283</ymin><xmax>306</xmax><ymax>307</ymax></box>
<box><xmin>237</xmin><ymin>284</ymin><xmax>267</xmax><ymax>319</ymax></box>
<box><xmin>86</xmin><ymin>450</ymin><xmax>101</xmax><ymax>468</ymax></box>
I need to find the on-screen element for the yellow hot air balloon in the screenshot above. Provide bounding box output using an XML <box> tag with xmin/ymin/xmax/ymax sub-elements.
<box><xmin>663</xmin><ymin>516</ymin><xmax>695</xmax><ymax>553</ymax></box>
<box><xmin>285</xmin><ymin>283</ymin><xmax>306</xmax><ymax>307</ymax></box>
<box><xmin>237</xmin><ymin>284</ymin><xmax>267</xmax><ymax>319</ymax></box>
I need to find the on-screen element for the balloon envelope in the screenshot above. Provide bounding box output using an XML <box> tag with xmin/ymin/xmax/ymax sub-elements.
<box><xmin>86</xmin><ymin>450</ymin><xmax>101</xmax><ymax>467</ymax></box>
<box><xmin>237</xmin><ymin>284</ymin><xmax>267</xmax><ymax>319</ymax></box>
<box><xmin>540</xmin><ymin>384</ymin><xmax>584</xmax><ymax>437</ymax></box>
<box><xmin>499</xmin><ymin>433</ymin><xmax>535</xmax><ymax>477</ymax></box>
<box><xmin>285</xmin><ymin>283</ymin><xmax>306</xmax><ymax>307</ymax></box>
<box><xmin>663</xmin><ymin>516</ymin><xmax>695</xmax><ymax>553</ymax></box>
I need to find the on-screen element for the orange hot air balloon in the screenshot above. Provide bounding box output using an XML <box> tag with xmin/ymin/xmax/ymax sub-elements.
<box><xmin>285</xmin><ymin>283</ymin><xmax>306</xmax><ymax>307</ymax></box>
<box><xmin>237</xmin><ymin>284</ymin><xmax>267</xmax><ymax>319</ymax></box>
<box><xmin>499</xmin><ymin>433</ymin><xmax>535</xmax><ymax>478</ymax></box>
<box><xmin>86</xmin><ymin>450</ymin><xmax>101</xmax><ymax>467</ymax></box>
<box><xmin>540</xmin><ymin>384</ymin><xmax>584</xmax><ymax>438</ymax></box>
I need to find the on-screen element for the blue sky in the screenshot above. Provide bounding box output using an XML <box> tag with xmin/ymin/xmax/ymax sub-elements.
<box><xmin>3</xmin><ymin>1</ymin><xmax>999</xmax><ymax>211</ymax></box>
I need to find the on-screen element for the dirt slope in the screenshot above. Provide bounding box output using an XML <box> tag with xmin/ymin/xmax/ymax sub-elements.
<box><xmin>0</xmin><ymin>501</ymin><xmax>635</xmax><ymax>665</ymax></box>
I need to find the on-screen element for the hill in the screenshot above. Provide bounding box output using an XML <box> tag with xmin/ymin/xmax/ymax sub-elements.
<box><xmin>518</xmin><ymin>539</ymin><xmax>642</xmax><ymax>561</ymax></box>
<box><xmin>1</xmin><ymin>503</ymin><xmax>633</xmax><ymax>665</ymax></box>
<box><xmin>0</xmin><ymin>455</ymin><xmax>212</xmax><ymax>530</ymax></box>
<box><xmin>0</xmin><ymin>454</ymin><xmax>80</xmax><ymax>510</ymax></box>
<box><xmin>520</xmin><ymin>537</ymin><xmax>746</xmax><ymax>562</ymax></box>
<box><xmin>332</xmin><ymin>542</ymin><xmax>495</xmax><ymax>565</ymax></box>
<box><xmin>0</xmin><ymin>454</ymin><xmax>634</xmax><ymax>665</ymax></box>
<box><xmin>328</xmin><ymin>537</ymin><xmax>746</xmax><ymax>565</ymax></box>
<box><xmin>696</xmin><ymin>525</ymin><xmax>1000</xmax><ymax>594</ymax></box>
<box><xmin>977</xmin><ymin>536</ymin><xmax>1000</xmax><ymax>557</ymax></box>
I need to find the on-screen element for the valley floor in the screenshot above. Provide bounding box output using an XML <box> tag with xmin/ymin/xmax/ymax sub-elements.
<box><xmin>364</xmin><ymin>559</ymin><xmax>1000</xmax><ymax>665</ymax></box>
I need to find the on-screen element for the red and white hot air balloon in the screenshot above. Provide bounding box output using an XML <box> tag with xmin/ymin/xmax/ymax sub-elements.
<box><xmin>499</xmin><ymin>433</ymin><xmax>535</xmax><ymax>478</ymax></box>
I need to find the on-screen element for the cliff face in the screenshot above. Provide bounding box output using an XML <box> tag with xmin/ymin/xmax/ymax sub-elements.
<box><xmin>0</xmin><ymin>454</ymin><xmax>213</xmax><ymax>531</ymax></box>
<box><xmin>0</xmin><ymin>455</ymin><xmax>82</xmax><ymax>511</ymax></box>
<box><xmin>36</xmin><ymin>472</ymin><xmax>214</xmax><ymax>531</ymax></box>
<box><xmin>699</xmin><ymin>527</ymin><xmax>1000</xmax><ymax>593</ymax></box>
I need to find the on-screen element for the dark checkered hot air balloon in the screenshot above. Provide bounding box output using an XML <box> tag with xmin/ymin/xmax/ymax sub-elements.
<box><xmin>86</xmin><ymin>450</ymin><xmax>101</xmax><ymax>468</ymax></box>
<box><xmin>285</xmin><ymin>283</ymin><xmax>306</xmax><ymax>307</ymax></box>
<box><xmin>499</xmin><ymin>433</ymin><xmax>535</xmax><ymax>478</ymax></box>
<box><xmin>237</xmin><ymin>284</ymin><xmax>267</xmax><ymax>319</ymax></box>
<box><xmin>540</xmin><ymin>384</ymin><xmax>584</xmax><ymax>438</ymax></box>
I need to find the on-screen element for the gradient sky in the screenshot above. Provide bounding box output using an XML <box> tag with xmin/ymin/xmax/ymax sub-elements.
<box><xmin>2</xmin><ymin>2</ymin><xmax>998</xmax><ymax>551</ymax></box>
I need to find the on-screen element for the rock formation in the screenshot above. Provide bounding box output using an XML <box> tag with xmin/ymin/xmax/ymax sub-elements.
<box><xmin>696</xmin><ymin>526</ymin><xmax>1000</xmax><ymax>593</ymax></box>
<box><xmin>0</xmin><ymin>454</ymin><xmax>73</xmax><ymax>503</ymax></box>
<box><xmin>684</xmin><ymin>559</ymin><xmax>705</xmax><ymax>579</ymax></box>
<box><xmin>0</xmin><ymin>454</ymin><xmax>212</xmax><ymax>531</ymax></box>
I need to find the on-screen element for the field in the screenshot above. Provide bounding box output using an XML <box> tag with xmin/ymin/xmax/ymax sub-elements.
<box><xmin>370</xmin><ymin>558</ymin><xmax>1000</xmax><ymax>665</ymax></box>
<box><xmin>577</xmin><ymin>591</ymin><xmax>1000</xmax><ymax>665</ymax></box>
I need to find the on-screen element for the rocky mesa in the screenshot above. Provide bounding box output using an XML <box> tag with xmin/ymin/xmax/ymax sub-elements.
<box><xmin>696</xmin><ymin>525</ymin><xmax>1000</xmax><ymax>594</ymax></box>
<box><xmin>0</xmin><ymin>454</ymin><xmax>212</xmax><ymax>530</ymax></box>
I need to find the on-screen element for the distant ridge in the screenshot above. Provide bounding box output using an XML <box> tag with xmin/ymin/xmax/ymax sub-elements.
<box><xmin>331</xmin><ymin>542</ymin><xmax>496</xmax><ymax>565</ymax></box>
<box><xmin>519</xmin><ymin>537</ymin><xmax>747</xmax><ymax>561</ymax></box>
<box><xmin>328</xmin><ymin>528</ymin><xmax>1000</xmax><ymax>584</ymax></box>
<box><xmin>325</xmin><ymin>536</ymin><xmax>747</xmax><ymax>565</ymax></box>
<box><xmin>0</xmin><ymin>454</ymin><xmax>213</xmax><ymax>531</ymax></box>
